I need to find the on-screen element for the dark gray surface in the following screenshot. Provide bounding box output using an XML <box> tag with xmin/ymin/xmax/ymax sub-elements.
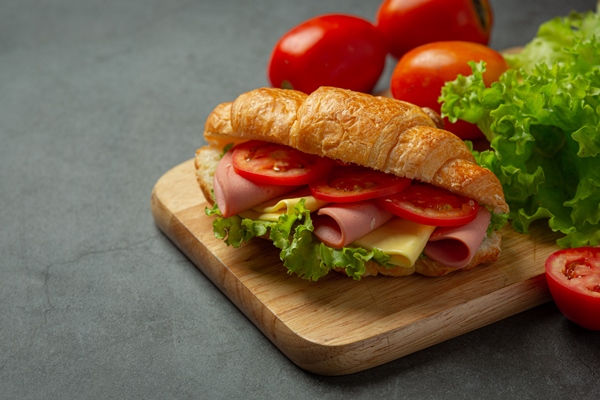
<box><xmin>2</xmin><ymin>0</ymin><xmax>599</xmax><ymax>399</ymax></box>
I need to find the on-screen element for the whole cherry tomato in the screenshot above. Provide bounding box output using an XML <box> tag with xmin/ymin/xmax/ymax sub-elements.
<box><xmin>390</xmin><ymin>41</ymin><xmax>508</xmax><ymax>139</ymax></box>
<box><xmin>375</xmin><ymin>0</ymin><xmax>493</xmax><ymax>60</ymax></box>
<box><xmin>267</xmin><ymin>14</ymin><xmax>388</xmax><ymax>94</ymax></box>
<box><xmin>545</xmin><ymin>247</ymin><xmax>600</xmax><ymax>331</ymax></box>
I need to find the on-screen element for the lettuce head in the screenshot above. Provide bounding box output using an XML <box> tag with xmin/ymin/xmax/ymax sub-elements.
<box><xmin>439</xmin><ymin>7</ymin><xmax>600</xmax><ymax>248</ymax></box>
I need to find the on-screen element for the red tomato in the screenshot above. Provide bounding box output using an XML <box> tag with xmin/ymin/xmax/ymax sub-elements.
<box><xmin>545</xmin><ymin>247</ymin><xmax>600</xmax><ymax>331</ymax></box>
<box><xmin>232</xmin><ymin>140</ymin><xmax>334</xmax><ymax>186</ymax></box>
<box><xmin>376</xmin><ymin>183</ymin><xmax>479</xmax><ymax>226</ymax></box>
<box><xmin>390</xmin><ymin>41</ymin><xmax>508</xmax><ymax>139</ymax></box>
<box><xmin>309</xmin><ymin>166</ymin><xmax>411</xmax><ymax>203</ymax></box>
<box><xmin>376</xmin><ymin>0</ymin><xmax>493</xmax><ymax>60</ymax></box>
<box><xmin>267</xmin><ymin>14</ymin><xmax>388</xmax><ymax>94</ymax></box>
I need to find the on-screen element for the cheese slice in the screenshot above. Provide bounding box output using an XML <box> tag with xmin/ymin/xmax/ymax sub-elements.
<box><xmin>238</xmin><ymin>194</ymin><xmax>329</xmax><ymax>221</ymax></box>
<box><xmin>353</xmin><ymin>218</ymin><xmax>436</xmax><ymax>268</ymax></box>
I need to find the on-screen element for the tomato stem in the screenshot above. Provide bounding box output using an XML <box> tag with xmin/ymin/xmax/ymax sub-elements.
<box><xmin>471</xmin><ymin>0</ymin><xmax>491</xmax><ymax>30</ymax></box>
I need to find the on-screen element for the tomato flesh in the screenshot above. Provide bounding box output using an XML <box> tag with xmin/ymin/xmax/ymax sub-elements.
<box><xmin>309</xmin><ymin>166</ymin><xmax>411</xmax><ymax>203</ymax></box>
<box><xmin>232</xmin><ymin>140</ymin><xmax>334</xmax><ymax>186</ymax></box>
<box><xmin>390</xmin><ymin>40</ymin><xmax>508</xmax><ymax>140</ymax></box>
<box><xmin>376</xmin><ymin>183</ymin><xmax>479</xmax><ymax>226</ymax></box>
<box><xmin>545</xmin><ymin>247</ymin><xmax>600</xmax><ymax>330</ymax></box>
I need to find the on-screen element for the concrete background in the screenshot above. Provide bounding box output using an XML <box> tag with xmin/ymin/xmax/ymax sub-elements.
<box><xmin>2</xmin><ymin>1</ymin><xmax>599</xmax><ymax>398</ymax></box>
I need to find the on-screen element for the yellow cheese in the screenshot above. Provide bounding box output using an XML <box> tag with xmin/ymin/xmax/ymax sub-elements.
<box><xmin>238</xmin><ymin>194</ymin><xmax>329</xmax><ymax>222</ymax></box>
<box><xmin>353</xmin><ymin>218</ymin><xmax>436</xmax><ymax>268</ymax></box>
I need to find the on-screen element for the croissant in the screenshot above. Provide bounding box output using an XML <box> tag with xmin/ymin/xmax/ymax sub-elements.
<box><xmin>196</xmin><ymin>86</ymin><xmax>508</xmax><ymax>278</ymax></box>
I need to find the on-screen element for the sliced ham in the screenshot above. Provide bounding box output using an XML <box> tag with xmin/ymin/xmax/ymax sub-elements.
<box><xmin>312</xmin><ymin>201</ymin><xmax>394</xmax><ymax>248</ymax></box>
<box><xmin>423</xmin><ymin>208</ymin><xmax>491</xmax><ymax>269</ymax></box>
<box><xmin>213</xmin><ymin>151</ymin><xmax>299</xmax><ymax>218</ymax></box>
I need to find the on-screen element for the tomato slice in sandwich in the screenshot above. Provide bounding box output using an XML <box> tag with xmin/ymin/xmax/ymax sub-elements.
<box><xmin>376</xmin><ymin>183</ymin><xmax>479</xmax><ymax>226</ymax></box>
<box><xmin>309</xmin><ymin>165</ymin><xmax>412</xmax><ymax>203</ymax></box>
<box><xmin>232</xmin><ymin>140</ymin><xmax>334</xmax><ymax>185</ymax></box>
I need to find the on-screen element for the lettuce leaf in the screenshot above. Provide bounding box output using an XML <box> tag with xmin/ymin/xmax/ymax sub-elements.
<box><xmin>504</xmin><ymin>9</ymin><xmax>600</xmax><ymax>73</ymax></box>
<box><xmin>439</xmin><ymin>8</ymin><xmax>600</xmax><ymax>248</ymax></box>
<box><xmin>206</xmin><ymin>200</ymin><xmax>395</xmax><ymax>281</ymax></box>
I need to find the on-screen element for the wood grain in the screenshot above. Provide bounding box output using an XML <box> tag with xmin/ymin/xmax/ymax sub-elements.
<box><xmin>151</xmin><ymin>158</ymin><xmax>561</xmax><ymax>376</ymax></box>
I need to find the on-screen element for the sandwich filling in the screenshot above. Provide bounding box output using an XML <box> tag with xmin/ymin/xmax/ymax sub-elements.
<box><xmin>206</xmin><ymin>140</ymin><xmax>507</xmax><ymax>280</ymax></box>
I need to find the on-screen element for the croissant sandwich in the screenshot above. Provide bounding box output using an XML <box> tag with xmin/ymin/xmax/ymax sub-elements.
<box><xmin>195</xmin><ymin>86</ymin><xmax>509</xmax><ymax>280</ymax></box>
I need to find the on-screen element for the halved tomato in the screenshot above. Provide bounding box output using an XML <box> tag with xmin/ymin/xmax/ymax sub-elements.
<box><xmin>545</xmin><ymin>247</ymin><xmax>600</xmax><ymax>331</ymax></box>
<box><xmin>309</xmin><ymin>166</ymin><xmax>411</xmax><ymax>203</ymax></box>
<box><xmin>376</xmin><ymin>183</ymin><xmax>479</xmax><ymax>226</ymax></box>
<box><xmin>232</xmin><ymin>140</ymin><xmax>334</xmax><ymax>185</ymax></box>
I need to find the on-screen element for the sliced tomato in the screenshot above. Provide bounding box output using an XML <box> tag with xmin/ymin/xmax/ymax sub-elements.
<box><xmin>232</xmin><ymin>140</ymin><xmax>334</xmax><ymax>186</ymax></box>
<box><xmin>376</xmin><ymin>183</ymin><xmax>479</xmax><ymax>226</ymax></box>
<box><xmin>309</xmin><ymin>166</ymin><xmax>411</xmax><ymax>203</ymax></box>
<box><xmin>545</xmin><ymin>247</ymin><xmax>600</xmax><ymax>331</ymax></box>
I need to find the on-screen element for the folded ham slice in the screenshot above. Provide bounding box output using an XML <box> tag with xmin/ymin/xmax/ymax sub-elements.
<box><xmin>312</xmin><ymin>201</ymin><xmax>394</xmax><ymax>248</ymax></box>
<box><xmin>423</xmin><ymin>208</ymin><xmax>491</xmax><ymax>269</ymax></box>
<box><xmin>213</xmin><ymin>151</ymin><xmax>299</xmax><ymax>218</ymax></box>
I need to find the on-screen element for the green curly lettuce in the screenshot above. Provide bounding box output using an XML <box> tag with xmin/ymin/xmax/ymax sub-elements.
<box><xmin>206</xmin><ymin>200</ymin><xmax>395</xmax><ymax>281</ymax></box>
<box><xmin>439</xmin><ymin>7</ymin><xmax>600</xmax><ymax>248</ymax></box>
<box><xmin>503</xmin><ymin>8</ymin><xmax>600</xmax><ymax>73</ymax></box>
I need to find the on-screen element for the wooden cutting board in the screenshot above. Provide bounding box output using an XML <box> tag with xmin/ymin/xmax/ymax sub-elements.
<box><xmin>151</xmin><ymin>158</ymin><xmax>561</xmax><ymax>376</ymax></box>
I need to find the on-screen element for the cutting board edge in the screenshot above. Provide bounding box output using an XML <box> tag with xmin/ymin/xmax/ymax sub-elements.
<box><xmin>271</xmin><ymin>274</ymin><xmax>552</xmax><ymax>376</ymax></box>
